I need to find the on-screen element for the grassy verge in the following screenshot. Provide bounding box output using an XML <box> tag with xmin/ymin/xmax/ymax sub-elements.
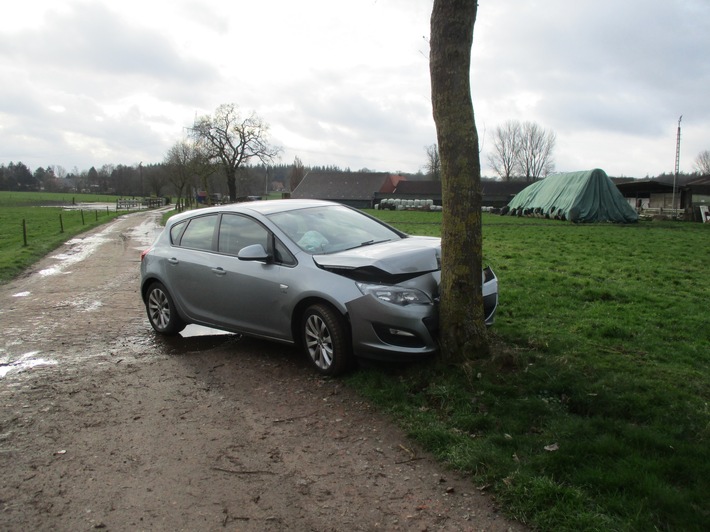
<box><xmin>349</xmin><ymin>210</ymin><xmax>709</xmax><ymax>531</ymax></box>
<box><xmin>4</xmin><ymin>196</ymin><xmax>707</xmax><ymax>528</ymax></box>
<box><xmin>0</xmin><ymin>192</ymin><xmax>124</xmax><ymax>283</ymax></box>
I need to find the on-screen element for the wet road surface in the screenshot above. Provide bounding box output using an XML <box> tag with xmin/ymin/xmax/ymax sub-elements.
<box><xmin>0</xmin><ymin>209</ymin><xmax>523</xmax><ymax>531</ymax></box>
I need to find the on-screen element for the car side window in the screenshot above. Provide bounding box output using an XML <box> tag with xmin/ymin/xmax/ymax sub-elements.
<box><xmin>169</xmin><ymin>221</ymin><xmax>186</xmax><ymax>244</ymax></box>
<box><xmin>274</xmin><ymin>238</ymin><xmax>296</xmax><ymax>266</ymax></box>
<box><xmin>178</xmin><ymin>215</ymin><xmax>218</xmax><ymax>251</ymax></box>
<box><xmin>218</xmin><ymin>214</ymin><xmax>269</xmax><ymax>255</ymax></box>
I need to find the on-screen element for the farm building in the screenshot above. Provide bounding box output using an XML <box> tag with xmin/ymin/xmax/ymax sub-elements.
<box><xmin>290</xmin><ymin>171</ymin><xmax>404</xmax><ymax>208</ymax></box>
<box><xmin>375</xmin><ymin>179</ymin><xmax>529</xmax><ymax>208</ymax></box>
<box><xmin>505</xmin><ymin>169</ymin><xmax>639</xmax><ymax>223</ymax></box>
<box><xmin>376</xmin><ymin>180</ymin><xmax>443</xmax><ymax>206</ymax></box>
<box><xmin>685</xmin><ymin>175</ymin><xmax>710</xmax><ymax>221</ymax></box>
<box><xmin>615</xmin><ymin>174</ymin><xmax>710</xmax><ymax>221</ymax></box>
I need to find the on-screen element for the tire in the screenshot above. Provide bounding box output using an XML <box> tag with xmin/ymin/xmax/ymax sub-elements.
<box><xmin>301</xmin><ymin>303</ymin><xmax>352</xmax><ymax>376</ymax></box>
<box><xmin>145</xmin><ymin>282</ymin><xmax>186</xmax><ymax>335</ymax></box>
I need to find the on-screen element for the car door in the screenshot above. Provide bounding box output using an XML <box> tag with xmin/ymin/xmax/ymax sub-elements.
<box><xmin>165</xmin><ymin>213</ymin><xmax>222</xmax><ymax>323</ymax></box>
<box><xmin>208</xmin><ymin>213</ymin><xmax>294</xmax><ymax>340</ymax></box>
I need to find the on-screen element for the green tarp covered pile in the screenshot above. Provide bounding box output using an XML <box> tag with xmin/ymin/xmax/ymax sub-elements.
<box><xmin>504</xmin><ymin>169</ymin><xmax>638</xmax><ymax>223</ymax></box>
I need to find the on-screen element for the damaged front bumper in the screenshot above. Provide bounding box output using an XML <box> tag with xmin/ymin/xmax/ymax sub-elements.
<box><xmin>345</xmin><ymin>267</ymin><xmax>499</xmax><ymax>362</ymax></box>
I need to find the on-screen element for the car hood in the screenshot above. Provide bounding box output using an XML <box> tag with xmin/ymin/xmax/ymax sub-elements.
<box><xmin>313</xmin><ymin>237</ymin><xmax>440</xmax><ymax>282</ymax></box>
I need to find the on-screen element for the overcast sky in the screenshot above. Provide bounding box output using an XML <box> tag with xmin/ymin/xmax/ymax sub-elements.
<box><xmin>1</xmin><ymin>0</ymin><xmax>708</xmax><ymax>178</ymax></box>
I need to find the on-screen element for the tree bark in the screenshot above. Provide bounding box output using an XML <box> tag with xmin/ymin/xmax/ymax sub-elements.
<box><xmin>225</xmin><ymin>167</ymin><xmax>237</xmax><ymax>201</ymax></box>
<box><xmin>430</xmin><ymin>0</ymin><xmax>488</xmax><ymax>360</ymax></box>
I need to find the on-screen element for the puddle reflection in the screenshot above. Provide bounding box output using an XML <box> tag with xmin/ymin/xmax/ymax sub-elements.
<box><xmin>149</xmin><ymin>325</ymin><xmax>242</xmax><ymax>355</ymax></box>
<box><xmin>180</xmin><ymin>325</ymin><xmax>234</xmax><ymax>338</ymax></box>
<box><xmin>0</xmin><ymin>351</ymin><xmax>57</xmax><ymax>378</ymax></box>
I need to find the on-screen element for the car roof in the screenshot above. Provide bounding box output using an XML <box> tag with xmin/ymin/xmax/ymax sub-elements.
<box><xmin>238</xmin><ymin>198</ymin><xmax>339</xmax><ymax>215</ymax></box>
<box><xmin>166</xmin><ymin>199</ymin><xmax>340</xmax><ymax>225</ymax></box>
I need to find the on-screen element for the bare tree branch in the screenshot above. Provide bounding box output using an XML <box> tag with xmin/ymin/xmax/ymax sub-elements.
<box><xmin>694</xmin><ymin>150</ymin><xmax>710</xmax><ymax>175</ymax></box>
<box><xmin>190</xmin><ymin>104</ymin><xmax>281</xmax><ymax>201</ymax></box>
<box><xmin>488</xmin><ymin>120</ymin><xmax>521</xmax><ymax>181</ymax></box>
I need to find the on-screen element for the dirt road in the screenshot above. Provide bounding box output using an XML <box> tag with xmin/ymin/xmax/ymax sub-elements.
<box><xmin>0</xmin><ymin>209</ymin><xmax>522</xmax><ymax>531</ymax></box>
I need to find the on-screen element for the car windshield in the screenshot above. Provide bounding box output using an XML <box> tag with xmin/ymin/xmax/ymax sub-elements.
<box><xmin>268</xmin><ymin>205</ymin><xmax>404</xmax><ymax>254</ymax></box>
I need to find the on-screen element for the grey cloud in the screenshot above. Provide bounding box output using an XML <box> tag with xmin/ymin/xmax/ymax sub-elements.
<box><xmin>475</xmin><ymin>0</ymin><xmax>709</xmax><ymax>152</ymax></box>
<box><xmin>274</xmin><ymin>79</ymin><xmax>432</xmax><ymax>165</ymax></box>
<box><xmin>1</xmin><ymin>3</ymin><xmax>217</xmax><ymax>83</ymax></box>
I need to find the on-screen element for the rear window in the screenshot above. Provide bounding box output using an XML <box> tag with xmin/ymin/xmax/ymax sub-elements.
<box><xmin>169</xmin><ymin>221</ymin><xmax>186</xmax><ymax>244</ymax></box>
<box><xmin>178</xmin><ymin>215</ymin><xmax>218</xmax><ymax>251</ymax></box>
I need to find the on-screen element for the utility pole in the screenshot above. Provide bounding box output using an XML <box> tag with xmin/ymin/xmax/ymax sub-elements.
<box><xmin>672</xmin><ymin>116</ymin><xmax>682</xmax><ymax>215</ymax></box>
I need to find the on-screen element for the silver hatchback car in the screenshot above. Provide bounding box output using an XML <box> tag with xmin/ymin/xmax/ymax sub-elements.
<box><xmin>140</xmin><ymin>199</ymin><xmax>498</xmax><ymax>375</ymax></box>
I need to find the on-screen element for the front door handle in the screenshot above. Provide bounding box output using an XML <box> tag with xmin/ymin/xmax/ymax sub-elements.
<box><xmin>211</xmin><ymin>267</ymin><xmax>227</xmax><ymax>276</ymax></box>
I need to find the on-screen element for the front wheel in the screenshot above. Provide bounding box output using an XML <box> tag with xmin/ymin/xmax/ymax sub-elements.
<box><xmin>301</xmin><ymin>304</ymin><xmax>352</xmax><ymax>376</ymax></box>
<box><xmin>145</xmin><ymin>282</ymin><xmax>186</xmax><ymax>335</ymax></box>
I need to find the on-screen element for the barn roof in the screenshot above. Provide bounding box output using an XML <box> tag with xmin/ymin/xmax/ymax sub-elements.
<box><xmin>291</xmin><ymin>172</ymin><xmax>403</xmax><ymax>201</ymax></box>
<box><xmin>685</xmin><ymin>175</ymin><xmax>710</xmax><ymax>194</ymax></box>
<box><xmin>615</xmin><ymin>179</ymin><xmax>674</xmax><ymax>196</ymax></box>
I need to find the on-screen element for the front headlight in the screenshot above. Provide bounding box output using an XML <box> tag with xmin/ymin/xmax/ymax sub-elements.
<box><xmin>356</xmin><ymin>283</ymin><xmax>432</xmax><ymax>306</ymax></box>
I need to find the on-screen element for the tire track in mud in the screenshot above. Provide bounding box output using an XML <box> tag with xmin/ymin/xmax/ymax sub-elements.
<box><xmin>0</xmin><ymin>209</ymin><xmax>524</xmax><ymax>531</ymax></box>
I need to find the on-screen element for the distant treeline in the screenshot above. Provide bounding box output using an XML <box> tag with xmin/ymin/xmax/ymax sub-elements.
<box><xmin>0</xmin><ymin>161</ymin><xmax>385</xmax><ymax>198</ymax></box>
<box><xmin>7</xmin><ymin>159</ymin><xmax>690</xmax><ymax>199</ymax></box>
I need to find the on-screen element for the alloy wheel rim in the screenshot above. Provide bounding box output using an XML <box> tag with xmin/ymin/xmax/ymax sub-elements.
<box><xmin>148</xmin><ymin>289</ymin><xmax>170</xmax><ymax>329</ymax></box>
<box><xmin>305</xmin><ymin>315</ymin><xmax>333</xmax><ymax>370</ymax></box>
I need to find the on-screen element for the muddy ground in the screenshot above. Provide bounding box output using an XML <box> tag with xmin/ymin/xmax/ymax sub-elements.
<box><xmin>0</xmin><ymin>209</ymin><xmax>523</xmax><ymax>531</ymax></box>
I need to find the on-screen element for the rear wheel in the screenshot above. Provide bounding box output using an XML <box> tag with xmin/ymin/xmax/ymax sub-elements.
<box><xmin>302</xmin><ymin>304</ymin><xmax>352</xmax><ymax>376</ymax></box>
<box><xmin>145</xmin><ymin>282</ymin><xmax>185</xmax><ymax>335</ymax></box>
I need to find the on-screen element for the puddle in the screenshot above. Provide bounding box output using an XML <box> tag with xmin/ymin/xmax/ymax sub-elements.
<box><xmin>180</xmin><ymin>325</ymin><xmax>234</xmax><ymax>338</ymax></box>
<box><xmin>148</xmin><ymin>326</ymin><xmax>242</xmax><ymax>355</ymax></box>
<box><xmin>126</xmin><ymin>217</ymin><xmax>163</xmax><ymax>247</ymax></box>
<box><xmin>61</xmin><ymin>202</ymin><xmax>116</xmax><ymax>211</ymax></box>
<box><xmin>33</xmin><ymin>211</ymin><xmax>166</xmax><ymax>278</ymax></box>
<box><xmin>0</xmin><ymin>351</ymin><xmax>57</xmax><ymax>378</ymax></box>
<box><xmin>12</xmin><ymin>292</ymin><xmax>31</xmax><ymax>297</ymax></box>
<box><xmin>59</xmin><ymin>298</ymin><xmax>103</xmax><ymax>312</ymax></box>
<box><xmin>38</xmin><ymin>232</ymin><xmax>111</xmax><ymax>277</ymax></box>
<box><xmin>111</xmin><ymin>325</ymin><xmax>241</xmax><ymax>358</ymax></box>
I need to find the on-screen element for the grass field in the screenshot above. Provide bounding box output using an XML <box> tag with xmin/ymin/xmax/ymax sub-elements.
<box><xmin>0</xmin><ymin>191</ymin><xmax>125</xmax><ymax>283</ymax></box>
<box><xmin>3</xmin><ymin>197</ymin><xmax>708</xmax><ymax>529</ymax></box>
<box><xmin>352</xmin><ymin>210</ymin><xmax>709</xmax><ymax>531</ymax></box>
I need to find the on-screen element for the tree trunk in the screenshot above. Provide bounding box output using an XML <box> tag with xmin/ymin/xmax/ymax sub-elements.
<box><xmin>226</xmin><ymin>168</ymin><xmax>237</xmax><ymax>201</ymax></box>
<box><xmin>430</xmin><ymin>0</ymin><xmax>488</xmax><ymax>360</ymax></box>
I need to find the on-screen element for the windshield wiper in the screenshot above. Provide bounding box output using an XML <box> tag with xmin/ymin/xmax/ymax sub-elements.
<box><xmin>359</xmin><ymin>239</ymin><xmax>390</xmax><ymax>247</ymax></box>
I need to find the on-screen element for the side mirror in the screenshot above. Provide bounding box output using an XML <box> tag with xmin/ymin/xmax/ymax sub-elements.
<box><xmin>237</xmin><ymin>244</ymin><xmax>271</xmax><ymax>262</ymax></box>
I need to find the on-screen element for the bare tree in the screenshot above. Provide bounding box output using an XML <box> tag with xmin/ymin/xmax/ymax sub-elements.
<box><xmin>143</xmin><ymin>164</ymin><xmax>169</xmax><ymax>198</ymax></box>
<box><xmin>99</xmin><ymin>164</ymin><xmax>115</xmax><ymax>193</ymax></box>
<box><xmin>694</xmin><ymin>150</ymin><xmax>710</xmax><ymax>175</ymax></box>
<box><xmin>487</xmin><ymin>120</ymin><xmax>521</xmax><ymax>181</ymax></box>
<box><xmin>164</xmin><ymin>140</ymin><xmax>207</xmax><ymax>209</ymax></box>
<box><xmin>518</xmin><ymin>121</ymin><xmax>556</xmax><ymax>181</ymax></box>
<box><xmin>430</xmin><ymin>0</ymin><xmax>488</xmax><ymax>360</ymax></box>
<box><xmin>190</xmin><ymin>104</ymin><xmax>281</xmax><ymax>201</ymax></box>
<box><xmin>424</xmin><ymin>144</ymin><xmax>442</xmax><ymax>180</ymax></box>
<box><xmin>50</xmin><ymin>165</ymin><xmax>67</xmax><ymax>178</ymax></box>
<box><xmin>488</xmin><ymin>120</ymin><xmax>555</xmax><ymax>181</ymax></box>
<box><xmin>289</xmin><ymin>156</ymin><xmax>306</xmax><ymax>191</ymax></box>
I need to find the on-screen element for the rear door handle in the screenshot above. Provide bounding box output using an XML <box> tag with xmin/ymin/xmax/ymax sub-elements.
<box><xmin>211</xmin><ymin>267</ymin><xmax>227</xmax><ymax>276</ymax></box>
<box><xmin>168</xmin><ymin>257</ymin><xmax>179</xmax><ymax>265</ymax></box>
